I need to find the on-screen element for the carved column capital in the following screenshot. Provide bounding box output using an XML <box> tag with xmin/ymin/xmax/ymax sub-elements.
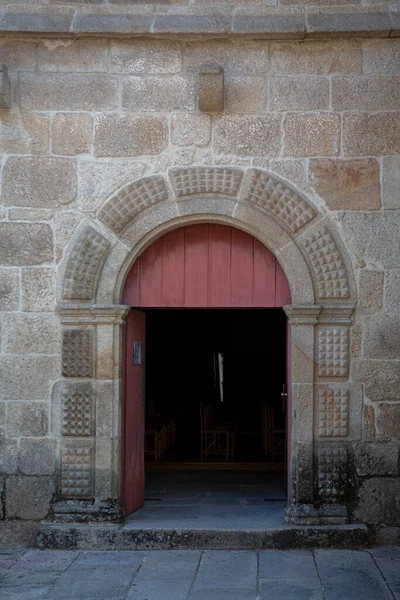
<box><xmin>317</xmin><ymin>304</ymin><xmax>356</xmax><ymax>325</ymax></box>
<box><xmin>284</xmin><ymin>304</ymin><xmax>322</xmax><ymax>325</ymax></box>
<box><xmin>57</xmin><ymin>304</ymin><xmax>131</xmax><ymax>326</ymax></box>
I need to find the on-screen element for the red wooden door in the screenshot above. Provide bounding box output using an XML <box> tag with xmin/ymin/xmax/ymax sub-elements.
<box><xmin>121</xmin><ymin>309</ymin><xmax>145</xmax><ymax>516</ymax></box>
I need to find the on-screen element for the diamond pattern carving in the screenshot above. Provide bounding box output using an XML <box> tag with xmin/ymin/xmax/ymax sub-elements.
<box><xmin>302</xmin><ymin>227</ymin><xmax>349</xmax><ymax>299</ymax></box>
<box><xmin>244</xmin><ymin>170</ymin><xmax>316</xmax><ymax>232</ymax></box>
<box><xmin>62</xmin><ymin>382</ymin><xmax>93</xmax><ymax>437</ymax></box>
<box><xmin>61</xmin><ymin>446</ymin><xmax>93</xmax><ymax>498</ymax></box>
<box><xmin>318</xmin><ymin>447</ymin><xmax>348</xmax><ymax>502</ymax></box>
<box><xmin>318</xmin><ymin>389</ymin><xmax>349</xmax><ymax>437</ymax></box>
<box><xmin>63</xmin><ymin>226</ymin><xmax>110</xmax><ymax>300</ymax></box>
<box><xmin>62</xmin><ymin>330</ymin><xmax>93</xmax><ymax>378</ymax></box>
<box><xmin>318</xmin><ymin>327</ymin><xmax>349</xmax><ymax>377</ymax></box>
<box><xmin>170</xmin><ymin>167</ymin><xmax>243</xmax><ymax>198</ymax></box>
<box><xmin>98</xmin><ymin>176</ymin><xmax>168</xmax><ymax>234</ymax></box>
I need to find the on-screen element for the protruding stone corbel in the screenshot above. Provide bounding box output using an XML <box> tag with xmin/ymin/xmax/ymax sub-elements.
<box><xmin>0</xmin><ymin>64</ymin><xmax>11</xmax><ymax>108</ymax></box>
<box><xmin>197</xmin><ymin>66</ymin><xmax>224</xmax><ymax>113</ymax></box>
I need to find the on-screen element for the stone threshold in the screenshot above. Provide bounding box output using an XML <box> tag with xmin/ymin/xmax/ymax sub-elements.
<box><xmin>37</xmin><ymin>522</ymin><xmax>369</xmax><ymax>550</ymax></box>
<box><xmin>0</xmin><ymin>4</ymin><xmax>398</xmax><ymax>39</ymax></box>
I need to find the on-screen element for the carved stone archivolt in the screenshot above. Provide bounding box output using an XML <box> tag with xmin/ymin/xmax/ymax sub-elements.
<box><xmin>170</xmin><ymin>167</ymin><xmax>243</xmax><ymax>198</ymax></box>
<box><xmin>318</xmin><ymin>326</ymin><xmax>349</xmax><ymax>378</ymax></box>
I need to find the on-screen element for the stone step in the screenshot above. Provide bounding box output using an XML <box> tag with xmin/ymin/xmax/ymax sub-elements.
<box><xmin>37</xmin><ymin>522</ymin><xmax>369</xmax><ymax>551</ymax></box>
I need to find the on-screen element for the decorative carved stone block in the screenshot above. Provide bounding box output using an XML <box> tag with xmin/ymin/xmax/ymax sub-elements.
<box><xmin>62</xmin><ymin>382</ymin><xmax>93</xmax><ymax>437</ymax></box>
<box><xmin>63</xmin><ymin>226</ymin><xmax>110</xmax><ymax>300</ymax></box>
<box><xmin>244</xmin><ymin>169</ymin><xmax>316</xmax><ymax>232</ymax></box>
<box><xmin>61</xmin><ymin>446</ymin><xmax>93</xmax><ymax>498</ymax></box>
<box><xmin>318</xmin><ymin>446</ymin><xmax>348</xmax><ymax>502</ymax></box>
<box><xmin>62</xmin><ymin>330</ymin><xmax>93</xmax><ymax>378</ymax></box>
<box><xmin>318</xmin><ymin>327</ymin><xmax>349</xmax><ymax>377</ymax></box>
<box><xmin>170</xmin><ymin>167</ymin><xmax>242</xmax><ymax>198</ymax></box>
<box><xmin>98</xmin><ymin>176</ymin><xmax>168</xmax><ymax>233</ymax></box>
<box><xmin>302</xmin><ymin>227</ymin><xmax>349</xmax><ymax>299</ymax></box>
<box><xmin>318</xmin><ymin>389</ymin><xmax>349</xmax><ymax>437</ymax></box>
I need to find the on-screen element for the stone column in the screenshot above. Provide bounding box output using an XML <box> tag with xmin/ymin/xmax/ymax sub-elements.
<box><xmin>284</xmin><ymin>304</ymin><xmax>356</xmax><ymax>525</ymax></box>
<box><xmin>53</xmin><ymin>304</ymin><xmax>130</xmax><ymax>523</ymax></box>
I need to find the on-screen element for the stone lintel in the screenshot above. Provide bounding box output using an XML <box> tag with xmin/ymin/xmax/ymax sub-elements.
<box><xmin>0</xmin><ymin>6</ymin><xmax>397</xmax><ymax>39</ymax></box>
<box><xmin>0</xmin><ymin>63</ymin><xmax>11</xmax><ymax>108</ymax></box>
<box><xmin>58</xmin><ymin>304</ymin><xmax>130</xmax><ymax>326</ymax></box>
<box><xmin>284</xmin><ymin>304</ymin><xmax>322</xmax><ymax>325</ymax></box>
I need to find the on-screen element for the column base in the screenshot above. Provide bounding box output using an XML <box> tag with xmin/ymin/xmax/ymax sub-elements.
<box><xmin>50</xmin><ymin>500</ymin><xmax>123</xmax><ymax>523</ymax></box>
<box><xmin>285</xmin><ymin>503</ymin><xmax>349</xmax><ymax>525</ymax></box>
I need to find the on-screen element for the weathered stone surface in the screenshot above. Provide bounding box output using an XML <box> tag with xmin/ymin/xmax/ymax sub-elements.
<box><xmin>332</xmin><ymin>75</ymin><xmax>400</xmax><ymax>111</ymax></box>
<box><xmin>358</xmin><ymin>270</ymin><xmax>383</xmax><ymax>311</ymax></box>
<box><xmin>352</xmin><ymin>359</ymin><xmax>400</xmax><ymax>402</ymax></box>
<box><xmin>98</xmin><ymin>176</ymin><xmax>169</xmax><ymax>234</ymax></box>
<box><xmin>2</xmin><ymin>157</ymin><xmax>76</xmax><ymax>208</ymax></box>
<box><xmin>19</xmin><ymin>438</ymin><xmax>57</xmax><ymax>476</ymax></box>
<box><xmin>318</xmin><ymin>327</ymin><xmax>349</xmax><ymax>377</ymax></box>
<box><xmin>52</xmin><ymin>113</ymin><xmax>93</xmax><ymax>156</ymax></box>
<box><xmin>1</xmin><ymin>5</ymin><xmax>74</xmax><ymax>34</ymax></box>
<box><xmin>184</xmin><ymin>41</ymin><xmax>270</xmax><ymax>75</ymax></box>
<box><xmin>63</xmin><ymin>227</ymin><xmax>110</xmax><ymax>300</ymax></box>
<box><xmin>0</xmin><ymin>356</ymin><xmax>59</xmax><ymax>401</ymax></box>
<box><xmin>61</xmin><ymin>444</ymin><xmax>94</xmax><ymax>498</ymax></box>
<box><xmin>38</xmin><ymin>38</ymin><xmax>107</xmax><ymax>73</ymax></box>
<box><xmin>363</xmin><ymin>39</ymin><xmax>400</xmax><ymax>74</ymax></box>
<box><xmin>78</xmin><ymin>160</ymin><xmax>147</xmax><ymax>213</ymax></box>
<box><xmin>376</xmin><ymin>404</ymin><xmax>400</xmax><ymax>440</ymax></box>
<box><xmin>0</xmin><ymin>223</ymin><xmax>53</xmax><ymax>267</ymax></box>
<box><xmin>198</xmin><ymin>67</ymin><xmax>224</xmax><ymax>112</ymax></box>
<box><xmin>269</xmin><ymin>76</ymin><xmax>329</xmax><ymax>111</ymax></box>
<box><xmin>7</xmin><ymin>402</ymin><xmax>48</xmax><ymax>437</ymax></box>
<box><xmin>62</xmin><ymin>382</ymin><xmax>94</xmax><ymax>437</ymax></box>
<box><xmin>382</xmin><ymin>156</ymin><xmax>400</xmax><ymax>209</ymax></box>
<box><xmin>343</xmin><ymin>113</ymin><xmax>400</xmax><ymax>156</ymax></box>
<box><xmin>2</xmin><ymin>313</ymin><xmax>60</xmax><ymax>354</ymax></box>
<box><xmin>171</xmin><ymin>113</ymin><xmax>211</xmax><ymax>147</ymax></box>
<box><xmin>309</xmin><ymin>159</ymin><xmax>381</xmax><ymax>211</ymax></box>
<box><xmin>306</xmin><ymin>6</ymin><xmax>391</xmax><ymax>37</ymax></box>
<box><xmin>233</xmin><ymin>7</ymin><xmax>305</xmax><ymax>37</ymax></box>
<box><xmin>284</xmin><ymin>113</ymin><xmax>340</xmax><ymax>157</ymax></box>
<box><xmin>339</xmin><ymin>212</ymin><xmax>400</xmax><ymax>269</ymax></box>
<box><xmin>318</xmin><ymin>388</ymin><xmax>349</xmax><ymax>437</ymax></box>
<box><xmin>6</xmin><ymin>476</ymin><xmax>54</xmax><ymax>520</ymax></box>
<box><xmin>355</xmin><ymin>478</ymin><xmax>400</xmax><ymax>524</ymax></box>
<box><xmin>0</xmin><ymin>40</ymin><xmax>37</xmax><ymax>71</ymax></box>
<box><xmin>385</xmin><ymin>270</ymin><xmax>400</xmax><ymax>313</ymax></box>
<box><xmin>122</xmin><ymin>76</ymin><xmax>196</xmax><ymax>112</ymax></box>
<box><xmin>62</xmin><ymin>330</ymin><xmax>93</xmax><ymax>378</ymax></box>
<box><xmin>363</xmin><ymin>405</ymin><xmax>375</xmax><ymax>441</ymax></box>
<box><xmin>0</xmin><ymin>429</ymin><xmax>18</xmax><ymax>474</ymax></box>
<box><xmin>21</xmin><ymin>268</ymin><xmax>54</xmax><ymax>312</ymax></box>
<box><xmin>0</xmin><ymin>403</ymin><xmax>4</xmax><ymax>426</ymax></box>
<box><xmin>354</xmin><ymin>442</ymin><xmax>398</xmax><ymax>477</ymax></box>
<box><xmin>225</xmin><ymin>76</ymin><xmax>266</xmax><ymax>113</ymax></box>
<box><xmin>351</xmin><ymin>324</ymin><xmax>362</xmax><ymax>357</ymax></box>
<box><xmin>268</xmin><ymin>159</ymin><xmax>307</xmax><ymax>192</ymax></box>
<box><xmin>0</xmin><ymin>268</ymin><xmax>19</xmax><ymax>311</ymax></box>
<box><xmin>170</xmin><ymin>167</ymin><xmax>242</xmax><ymax>198</ymax></box>
<box><xmin>110</xmin><ymin>40</ymin><xmax>182</xmax><ymax>74</ymax></box>
<box><xmin>94</xmin><ymin>115</ymin><xmax>168</xmax><ymax>157</ymax></box>
<box><xmin>302</xmin><ymin>227</ymin><xmax>349</xmax><ymax>299</ymax></box>
<box><xmin>154</xmin><ymin>7</ymin><xmax>231</xmax><ymax>35</ymax></box>
<box><xmin>270</xmin><ymin>40</ymin><xmax>362</xmax><ymax>74</ymax></box>
<box><xmin>0</xmin><ymin>110</ymin><xmax>49</xmax><ymax>154</ymax></box>
<box><xmin>214</xmin><ymin>114</ymin><xmax>281</xmax><ymax>156</ymax></box>
<box><xmin>0</xmin><ymin>63</ymin><xmax>11</xmax><ymax>108</ymax></box>
<box><xmin>73</xmin><ymin>6</ymin><xmax>152</xmax><ymax>35</ymax></box>
<box><xmin>318</xmin><ymin>446</ymin><xmax>348</xmax><ymax>503</ymax></box>
<box><xmin>243</xmin><ymin>169</ymin><xmax>316</xmax><ymax>232</ymax></box>
<box><xmin>19</xmin><ymin>74</ymin><xmax>118</xmax><ymax>111</ymax></box>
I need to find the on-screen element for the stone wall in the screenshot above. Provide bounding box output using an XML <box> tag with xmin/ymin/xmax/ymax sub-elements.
<box><xmin>0</xmin><ymin>34</ymin><xmax>399</xmax><ymax>537</ymax></box>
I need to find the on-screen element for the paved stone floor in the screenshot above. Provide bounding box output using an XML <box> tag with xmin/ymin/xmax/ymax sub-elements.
<box><xmin>1</xmin><ymin>546</ymin><xmax>399</xmax><ymax>600</ymax></box>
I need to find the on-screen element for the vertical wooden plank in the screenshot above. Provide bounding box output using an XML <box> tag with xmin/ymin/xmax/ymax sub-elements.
<box><xmin>184</xmin><ymin>224</ymin><xmax>209</xmax><ymax>307</ymax></box>
<box><xmin>139</xmin><ymin>237</ymin><xmax>163</xmax><ymax>307</ymax></box>
<box><xmin>253</xmin><ymin>239</ymin><xmax>276</xmax><ymax>307</ymax></box>
<box><xmin>162</xmin><ymin>228</ymin><xmax>185</xmax><ymax>307</ymax></box>
<box><xmin>208</xmin><ymin>224</ymin><xmax>232</xmax><ymax>307</ymax></box>
<box><xmin>275</xmin><ymin>261</ymin><xmax>292</xmax><ymax>306</ymax></box>
<box><xmin>230</xmin><ymin>228</ymin><xmax>254</xmax><ymax>306</ymax></box>
<box><xmin>122</xmin><ymin>258</ymin><xmax>140</xmax><ymax>306</ymax></box>
<box><xmin>286</xmin><ymin>320</ymin><xmax>291</xmax><ymax>503</ymax></box>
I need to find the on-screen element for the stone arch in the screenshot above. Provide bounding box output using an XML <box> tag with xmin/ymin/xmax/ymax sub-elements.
<box><xmin>58</xmin><ymin>166</ymin><xmax>356</xmax><ymax>306</ymax></box>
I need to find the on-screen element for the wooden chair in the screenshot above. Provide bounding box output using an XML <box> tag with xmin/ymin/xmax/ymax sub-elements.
<box><xmin>262</xmin><ymin>403</ymin><xmax>285</xmax><ymax>461</ymax></box>
<box><xmin>200</xmin><ymin>403</ymin><xmax>236</xmax><ymax>461</ymax></box>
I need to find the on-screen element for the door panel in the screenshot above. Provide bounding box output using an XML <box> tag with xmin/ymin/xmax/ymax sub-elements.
<box><xmin>121</xmin><ymin>309</ymin><xmax>146</xmax><ymax>516</ymax></box>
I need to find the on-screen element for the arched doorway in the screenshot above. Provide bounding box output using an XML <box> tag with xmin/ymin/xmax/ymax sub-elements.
<box><xmin>121</xmin><ymin>224</ymin><xmax>291</xmax><ymax>515</ymax></box>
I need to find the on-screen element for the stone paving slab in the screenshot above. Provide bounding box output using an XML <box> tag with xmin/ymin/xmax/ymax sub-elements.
<box><xmin>0</xmin><ymin>547</ymin><xmax>399</xmax><ymax>600</ymax></box>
